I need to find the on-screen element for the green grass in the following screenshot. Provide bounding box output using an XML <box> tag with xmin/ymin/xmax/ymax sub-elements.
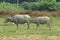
<box><xmin>0</xmin><ymin>17</ymin><xmax>60</xmax><ymax>40</ymax></box>
<box><xmin>0</xmin><ymin>2</ymin><xmax>24</xmax><ymax>11</ymax></box>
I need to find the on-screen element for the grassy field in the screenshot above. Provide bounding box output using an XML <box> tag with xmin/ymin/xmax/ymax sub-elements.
<box><xmin>0</xmin><ymin>17</ymin><xmax>60</xmax><ymax>40</ymax></box>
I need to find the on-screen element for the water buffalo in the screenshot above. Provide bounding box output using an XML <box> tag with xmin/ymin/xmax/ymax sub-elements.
<box><xmin>31</xmin><ymin>16</ymin><xmax>51</xmax><ymax>30</ymax></box>
<box><xmin>4</xmin><ymin>14</ymin><xmax>31</xmax><ymax>30</ymax></box>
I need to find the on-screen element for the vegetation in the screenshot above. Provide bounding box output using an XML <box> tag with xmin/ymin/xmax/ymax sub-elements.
<box><xmin>21</xmin><ymin>1</ymin><xmax>60</xmax><ymax>11</ymax></box>
<box><xmin>0</xmin><ymin>2</ymin><xmax>24</xmax><ymax>11</ymax></box>
<box><xmin>0</xmin><ymin>0</ymin><xmax>60</xmax><ymax>11</ymax></box>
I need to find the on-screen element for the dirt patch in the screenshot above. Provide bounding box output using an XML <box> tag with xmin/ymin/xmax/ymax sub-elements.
<box><xmin>0</xmin><ymin>34</ymin><xmax>60</xmax><ymax>40</ymax></box>
<box><xmin>48</xmin><ymin>36</ymin><xmax>60</xmax><ymax>40</ymax></box>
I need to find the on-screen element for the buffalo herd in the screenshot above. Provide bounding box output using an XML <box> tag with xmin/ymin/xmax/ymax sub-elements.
<box><xmin>4</xmin><ymin>14</ymin><xmax>51</xmax><ymax>30</ymax></box>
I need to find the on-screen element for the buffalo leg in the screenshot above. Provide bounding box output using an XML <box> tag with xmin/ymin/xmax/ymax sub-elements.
<box><xmin>36</xmin><ymin>24</ymin><xmax>39</xmax><ymax>30</ymax></box>
<box><xmin>47</xmin><ymin>23</ymin><xmax>51</xmax><ymax>30</ymax></box>
<box><xmin>27</xmin><ymin>23</ymin><xmax>30</xmax><ymax>30</ymax></box>
<box><xmin>16</xmin><ymin>24</ymin><xmax>18</xmax><ymax>30</ymax></box>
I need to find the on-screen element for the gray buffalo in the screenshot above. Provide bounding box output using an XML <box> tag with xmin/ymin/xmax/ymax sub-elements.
<box><xmin>31</xmin><ymin>16</ymin><xmax>51</xmax><ymax>30</ymax></box>
<box><xmin>4</xmin><ymin>15</ymin><xmax>31</xmax><ymax>30</ymax></box>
